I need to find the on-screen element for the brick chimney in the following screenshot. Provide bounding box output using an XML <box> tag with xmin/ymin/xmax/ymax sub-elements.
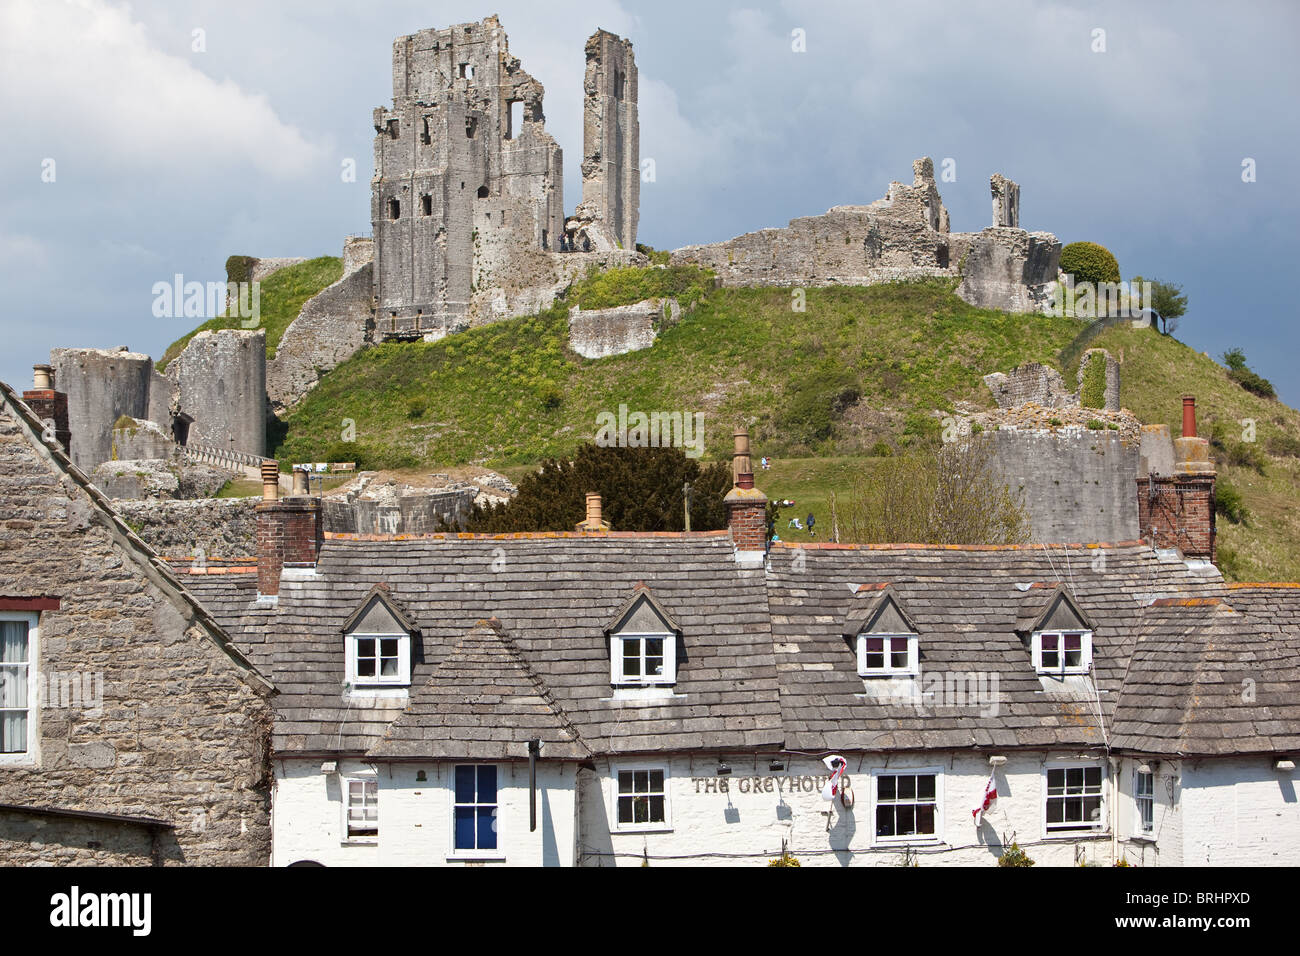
<box><xmin>23</xmin><ymin>364</ymin><xmax>72</xmax><ymax>456</ymax></box>
<box><xmin>723</xmin><ymin>427</ymin><xmax>768</xmax><ymax>560</ymax></box>
<box><xmin>575</xmin><ymin>491</ymin><xmax>610</xmax><ymax>532</ymax></box>
<box><xmin>256</xmin><ymin>460</ymin><xmax>322</xmax><ymax>597</ymax></box>
<box><xmin>1137</xmin><ymin>396</ymin><xmax>1216</xmax><ymax>562</ymax></box>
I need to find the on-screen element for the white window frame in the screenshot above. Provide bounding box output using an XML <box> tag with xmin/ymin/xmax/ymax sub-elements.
<box><xmin>1032</xmin><ymin>630</ymin><xmax>1092</xmax><ymax>676</ymax></box>
<box><xmin>341</xmin><ymin>775</ymin><xmax>378</xmax><ymax>844</ymax></box>
<box><xmin>449</xmin><ymin>763</ymin><xmax>503</xmax><ymax>860</ymax></box>
<box><xmin>870</xmin><ymin>767</ymin><xmax>943</xmax><ymax>845</ymax></box>
<box><xmin>856</xmin><ymin>633</ymin><xmax>919</xmax><ymax>677</ymax></box>
<box><xmin>1133</xmin><ymin>767</ymin><xmax>1155</xmax><ymax>837</ymax></box>
<box><xmin>611</xmin><ymin>764</ymin><xmax>672</xmax><ymax>833</ymax></box>
<box><xmin>1042</xmin><ymin>760</ymin><xmax>1107</xmax><ymax>838</ymax></box>
<box><xmin>345</xmin><ymin>631</ymin><xmax>411</xmax><ymax>687</ymax></box>
<box><xmin>610</xmin><ymin>632</ymin><xmax>676</xmax><ymax>687</ymax></box>
<box><xmin>0</xmin><ymin>612</ymin><xmax>38</xmax><ymax>767</ymax></box>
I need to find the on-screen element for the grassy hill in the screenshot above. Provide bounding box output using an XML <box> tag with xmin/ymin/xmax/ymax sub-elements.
<box><xmin>257</xmin><ymin>265</ymin><xmax>1300</xmax><ymax>582</ymax></box>
<box><xmin>158</xmin><ymin>256</ymin><xmax>342</xmax><ymax>370</ymax></box>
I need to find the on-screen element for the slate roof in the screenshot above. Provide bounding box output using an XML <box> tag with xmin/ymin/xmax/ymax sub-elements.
<box><xmin>369</xmin><ymin>619</ymin><xmax>589</xmax><ymax>760</ymax></box>
<box><xmin>187</xmin><ymin>528</ymin><xmax>1300</xmax><ymax>761</ymax></box>
<box><xmin>1111</xmin><ymin>599</ymin><xmax>1300</xmax><ymax>755</ymax></box>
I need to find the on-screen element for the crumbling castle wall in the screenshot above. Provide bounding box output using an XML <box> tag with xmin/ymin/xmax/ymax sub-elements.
<box><xmin>165</xmin><ymin>329</ymin><xmax>266</xmax><ymax>456</ymax></box>
<box><xmin>371</xmin><ymin>16</ymin><xmax>566</xmax><ymax>339</ymax></box>
<box><xmin>576</xmin><ymin>30</ymin><xmax>639</xmax><ymax>252</ymax></box>
<box><xmin>568</xmin><ymin>298</ymin><xmax>674</xmax><ymax>359</ymax></box>
<box><xmin>268</xmin><ymin>263</ymin><xmax>374</xmax><ymax>413</ymax></box>
<box><xmin>991</xmin><ymin>173</ymin><xmax>1020</xmax><ymax>228</ymax></box>
<box><xmin>51</xmin><ymin>347</ymin><xmax>155</xmax><ymax>472</ymax></box>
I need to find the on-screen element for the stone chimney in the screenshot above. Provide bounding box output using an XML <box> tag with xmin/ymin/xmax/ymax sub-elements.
<box><xmin>723</xmin><ymin>427</ymin><xmax>768</xmax><ymax>561</ymax></box>
<box><xmin>23</xmin><ymin>364</ymin><xmax>72</xmax><ymax>456</ymax></box>
<box><xmin>1137</xmin><ymin>396</ymin><xmax>1216</xmax><ymax>562</ymax></box>
<box><xmin>575</xmin><ymin>491</ymin><xmax>610</xmax><ymax>532</ymax></box>
<box><xmin>256</xmin><ymin>460</ymin><xmax>322</xmax><ymax>598</ymax></box>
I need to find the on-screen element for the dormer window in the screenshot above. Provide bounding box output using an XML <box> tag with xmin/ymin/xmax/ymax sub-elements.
<box><xmin>858</xmin><ymin>634</ymin><xmax>919</xmax><ymax>677</ymax></box>
<box><xmin>605</xmin><ymin>586</ymin><xmax>680</xmax><ymax>688</ymax></box>
<box><xmin>1033</xmin><ymin>630</ymin><xmax>1092</xmax><ymax>676</ymax></box>
<box><xmin>1016</xmin><ymin>583</ymin><xmax>1097</xmax><ymax>678</ymax></box>
<box><xmin>845</xmin><ymin>584</ymin><xmax>920</xmax><ymax>679</ymax></box>
<box><xmin>342</xmin><ymin>585</ymin><xmax>416</xmax><ymax>689</ymax></box>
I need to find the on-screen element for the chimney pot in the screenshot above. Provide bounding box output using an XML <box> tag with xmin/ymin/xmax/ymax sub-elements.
<box><xmin>292</xmin><ymin>467</ymin><xmax>310</xmax><ymax>497</ymax></box>
<box><xmin>586</xmin><ymin>491</ymin><xmax>602</xmax><ymax>526</ymax></box>
<box><xmin>1182</xmin><ymin>395</ymin><xmax>1197</xmax><ymax>439</ymax></box>
<box><xmin>32</xmin><ymin>364</ymin><xmax>52</xmax><ymax>390</ymax></box>
<box><xmin>732</xmin><ymin>427</ymin><xmax>754</xmax><ymax>490</ymax></box>
<box><xmin>261</xmin><ymin>461</ymin><xmax>280</xmax><ymax>501</ymax></box>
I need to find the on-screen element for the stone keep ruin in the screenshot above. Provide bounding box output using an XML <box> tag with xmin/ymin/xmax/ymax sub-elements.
<box><xmin>371</xmin><ymin>17</ymin><xmax>642</xmax><ymax>341</ymax></box>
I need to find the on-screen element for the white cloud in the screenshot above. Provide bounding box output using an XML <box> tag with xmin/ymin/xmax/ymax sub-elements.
<box><xmin>0</xmin><ymin>0</ymin><xmax>324</xmax><ymax>180</ymax></box>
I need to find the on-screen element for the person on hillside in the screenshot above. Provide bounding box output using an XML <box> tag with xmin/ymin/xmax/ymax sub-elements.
<box><xmin>806</xmin><ymin>512</ymin><xmax>815</xmax><ymax>537</ymax></box>
<box><xmin>787</xmin><ymin>516</ymin><xmax>803</xmax><ymax>530</ymax></box>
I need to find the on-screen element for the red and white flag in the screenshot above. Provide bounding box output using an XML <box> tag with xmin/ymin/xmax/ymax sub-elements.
<box><xmin>821</xmin><ymin>755</ymin><xmax>848</xmax><ymax>801</ymax></box>
<box><xmin>973</xmin><ymin>770</ymin><xmax>998</xmax><ymax>824</ymax></box>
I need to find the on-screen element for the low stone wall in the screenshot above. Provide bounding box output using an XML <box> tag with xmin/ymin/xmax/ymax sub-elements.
<box><xmin>322</xmin><ymin>489</ymin><xmax>475</xmax><ymax>535</ymax></box>
<box><xmin>113</xmin><ymin>497</ymin><xmax>259</xmax><ymax>558</ymax></box>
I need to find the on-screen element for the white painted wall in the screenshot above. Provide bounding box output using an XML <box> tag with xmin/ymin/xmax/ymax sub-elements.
<box><xmin>580</xmin><ymin>752</ymin><xmax>1133</xmax><ymax>867</ymax></box>
<box><xmin>272</xmin><ymin>758</ymin><xmax>579</xmax><ymax>867</ymax></box>
<box><xmin>1181</xmin><ymin>757</ymin><xmax>1300</xmax><ymax>865</ymax></box>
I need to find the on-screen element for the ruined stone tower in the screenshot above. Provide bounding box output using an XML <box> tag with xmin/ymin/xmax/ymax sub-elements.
<box><xmin>371</xmin><ymin>16</ymin><xmax>565</xmax><ymax>339</ymax></box>
<box><xmin>578</xmin><ymin>30</ymin><xmax>639</xmax><ymax>251</ymax></box>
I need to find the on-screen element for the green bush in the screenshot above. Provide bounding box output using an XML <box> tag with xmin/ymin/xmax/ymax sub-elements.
<box><xmin>225</xmin><ymin>254</ymin><xmax>257</xmax><ymax>288</ymax></box>
<box><xmin>1080</xmin><ymin>354</ymin><xmax>1108</xmax><ymax>408</ymax></box>
<box><xmin>1214</xmin><ymin>483</ymin><xmax>1249</xmax><ymax>525</ymax></box>
<box><xmin>869</xmin><ymin>440</ymin><xmax>894</xmax><ymax>457</ymax></box>
<box><xmin>405</xmin><ymin>397</ymin><xmax>427</xmax><ymax>420</ymax></box>
<box><xmin>1266</xmin><ymin>433</ymin><xmax>1300</xmax><ymax>458</ymax></box>
<box><xmin>1222</xmin><ymin>348</ymin><xmax>1276</xmax><ymax>400</ymax></box>
<box><xmin>1060</xmin><ymin>242</ymin><xmax>1121</xmax><ymax>287</ymax></box>
<box><xmin>1086</xmin><ymin>419</ymin><xmax>1105</xmax><ymax>430</ymax></box>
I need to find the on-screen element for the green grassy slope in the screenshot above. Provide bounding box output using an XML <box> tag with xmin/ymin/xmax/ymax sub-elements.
<box><xmin>157</xmin><ymin>256</ymin><xmax>342</xmax><ymax>369</ymax></box>
<box><xmin>270</xmin><ymin>268</ymin><xmax>1300</xmax><ymax>581</ymax></box>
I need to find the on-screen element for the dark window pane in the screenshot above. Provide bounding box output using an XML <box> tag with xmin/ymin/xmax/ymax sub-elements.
<box><xmin>891</xmin><ymin>645</ymin><xmax>909</xmax><ymax>668</ymax></box>
<box><xmin>1084</xmin><ymin>796</ymin><xmax>1102</xmax><ymax>822</ymax></box>
<box><xmin>898</xmin><ymin>775</ymin><xmax>916</xmax><ymax>800</ymax></box>
<box><xmin>1041</xmin><ymin>634</ymin><xmax>1058</xmax><ymax>651</ymax></box>
<box><xmin>618</xmin><ymin>771</ymin><xmax>633</xmax><ymax>794</ymax></box>
<box><xmin>634</xmin><ymin>770</ymin><xmax>648</xmax><ymax>792</ymax></box>
<box><xmin>645</xmin><ymin>638</ymin><xmax>663</xmax><ymax>657</ymax></box>
<box><xmin>633</xmin><ymin>797</ymin><xmax>648</xmax><ymax>823</ymax></box>
<box><xmin>1066</xmin><ymin>767</ymin><xmax>1083</xmax><ymax>791</ymax></box>
<box><xmin>866</xmin><ymin>638</ymin><xmax>884</xmax><ymax>652</ymax></box>
<box><xmin>380</xmin><ymin>638</ymin><xmax>398</xmax><ymax>656</ymax></box>
<box><xmin>1046</xmin><ymin>799</ymin><xmax>1064</xmax><ymax>824</ymax></box>
<box><xmin>454</xmin><ymin>806</ymin><xmax>475</xmax><ymax>849</ymax></box>
<box><xmin>454</xmin><ymin>765</ymin><xmax>475</xmax><ymax>804</ymax></box>
<box><xmin>878</xmin><ymin>776</ymin><xmax>896</xmax><ymax>801</ymax></box>
<box><xmin>649</xmin><ymin>770</ymin><xmax>664</xmax><ymax>791</ymax></box>
<box><xmin>866</xmin><ymin>652</ymin><xmax>884</xmax><ymax>669</ymax></box>
<box><xmin>646</xmin><ymin>655</ymin><xmax>664</xmax><ymax>676</ymax></box>
<box><xmin>617</xmin><ymin>796</ymin><xmax>633</xmax><ymax>823</ymax></box>
<box><xmin>1047</xmin><ymin>768</ymin><xmax>1064</xmax><ymax>792</ymax></box>
<box><xmin>916</xmin><ymin>805</ymin><xmax>935</xmax><ymax>834</ymax></box>
<box><xmin>876</xmin><ymin>806</ymin><xmax>895</xmax><ymax>837</ymax></box>
<box><xmin>1084</xmin><ymin>766</ymin><xmax>1101</xmax><ymax>789</ymax></box>
<box><xmin>648</xmin><ymin>796</ymin><xmax>665</xmax><ymax>822</ymax></box>
<box><xmin>1063</xmin><ymin>798</ymin><xmax>1083</xmax><ymax>822</ymax></box>
<box><xmin>897</xmin><ymin>805</ymin><xmax>916</xmax><ymax>835</ymax></box>
<box><xmin>357</xmin><ymin>638</ymin><xmax>375</xmax><ymax>657</ymax></box>
<box><xmin>478</xmin><ymin>765</ymin><xmax>497</xmax><ymax>800</ymax></box>
<box><xmin>380</xmin><ymin>656</ymin><xmax>398</xmax><ymax>676</ymax></box>
<box><xmin>1064</xmin><ymin>634</ymin><xmax>1082</xmax><ymax>651</ymax></box>
<box><xmin>477</xmin><ymin>808</ymin><xmax>497</xmax><ymax>849</ymax></box>
<box><xmin>917</xmin><ymin>775</ymin><xmax>935</xmax><ymax>800</ymax></box>
<box><xmin>356</xmin><ymin>658</ymin><xmax>375</xmax><ymax>677</ymax></box>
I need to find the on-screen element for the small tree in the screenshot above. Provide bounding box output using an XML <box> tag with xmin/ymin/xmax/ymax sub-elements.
<box><xmin>1147</xmin><ymin>279</ymin><xmax>1187</xmax><ymax>334</ymax></box>
<box><xmin>1060</xmin><ymin>242</ymin><xmax>1121</xmax><ymax>287</ymax></box>
<box><xmin>1222</xmin><ymin>348</ymin><xmax>1276</xmax><ymax>400</ymax></box>
<box><xmin>838</xmin><ymin>436</ymin><xmax>1031</xmax><ymax>545</ymax></box>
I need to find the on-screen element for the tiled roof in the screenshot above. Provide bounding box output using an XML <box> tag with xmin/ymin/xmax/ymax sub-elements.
<box><xmin>368</xmin><ymin>619</ymin><xmax>589</xmax><ymax>760</ymax></box>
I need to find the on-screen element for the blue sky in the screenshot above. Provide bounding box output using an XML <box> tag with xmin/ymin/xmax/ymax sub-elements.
<box><xmin>2</xmin><ymin>0</ymin><xmax>1297</xmax><ymax>405</ymax></box>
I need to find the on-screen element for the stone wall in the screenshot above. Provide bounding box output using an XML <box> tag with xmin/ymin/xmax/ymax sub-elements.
<box><xmin>1077</xmin><ymin>348</ymin><xmax>1121</xmax><ymax>411</ymax></box>
<box><xmin>0</xmin><ymin>386</ymin><xmax>272</xmax><ymax>865</ymax></box>
<box><xmin>166</xmin><ymin>329</ymin><xmax>266</xmax><ymax>456</ymax></box>
<box><xmin>112</xmin><ymin>497</ymin><xmax>259</xmax><ymax>558</ymax></box>
<box><xmin>268</xmin><ymin>263</ymin><xmax>374</xmax><ymax>413</ymax></box>
<box><xmin>989</xmin><ymin>427</ymin><xmax>1140</xmax><ymax>544</ymax></box>
<box><xmin>983</xmin><ymin>362</ymin><xmax>1074</xmax><ymax>409</ymax></box>
<box><xmin>568</xmin><ymin>298</ymin><xmax>670</xmax><ymax>359</ymax></box>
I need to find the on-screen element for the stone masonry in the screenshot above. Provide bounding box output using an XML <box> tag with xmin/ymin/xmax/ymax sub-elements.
<box><xmin>0</xmin><ymin>382</ymin><xmax>272</xmax><ymax>865</ymax></box>
<box><xmin>575</xmin><ymin>30</ymin><xmax>639</xmax><ymax>252</ymax></box>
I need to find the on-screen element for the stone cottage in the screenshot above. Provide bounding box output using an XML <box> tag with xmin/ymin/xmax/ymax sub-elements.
<box><xmin>0</xmin><ymin>377</ymin><xmax>274</xmax><ymax>865</ymax></box>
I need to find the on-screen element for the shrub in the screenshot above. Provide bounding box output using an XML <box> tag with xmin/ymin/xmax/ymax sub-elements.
<box><xmin>1060</xmin><ymin>242</ymin><xmax>1121</xmax><ymax>287</ymax></box>
<box><xmin>869</xmin><ymin>440</ymin><xmax>894</xmax><ymax>457</ymax></box>
<box><xmin>1080</xmin><ymin>354</ymin><xmax>1108</xmax><ymax>408</ymax></box>
<box><xmin>997</xmin><ymin>842</ymin><xmax>1035</xmax><ymax>867</ymax></box>
<box><xmin>1222</xmin><ymin>348</ymin><xmax>1276</xmax><ymax>400</ymax></box>
<box><xmin>225</xmin><ymin>254</ymin><xmax>257</xmax><ymax>288</ymax></box>
<box><xmin>1266</xmin><ymin>433</ymin><xmax>1300</xmax><ymax>458</ymax></box>
<box><xmin>1214</xmin><ymin>483</ymin><xmax>1249</xmax><ymax>525</ymax></box>
<box><xmin>405</xmin><ymin>397</ymin><xmax>427</xmax><ymax>420</ymax></box>
<box><xmin>1086</xmin><ymin>419</ymin><xmax>1105</xmax><ymax>430</ymax></box>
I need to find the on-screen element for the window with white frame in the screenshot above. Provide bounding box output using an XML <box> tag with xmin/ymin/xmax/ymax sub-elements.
<box><xmin>874</xmin><ymin>771</ymin><xmax>940</xmax><ymax>842</ymax></box>
<box><xmin>453</xmin><ymin>765</ymin><xmax>498</xmax><ymax>853</ymax></box>
<box><xmin>346</xmin><ymin>632</ymin><xmax>410</xmax><ymax>687</ymax></box>
<box><xmin>1033</xmin><ymin>630</ymin><xmax>1092</xmax><ymax>676</ymax></box>
<box><xmin>1044</xmin><ymin>764</ymin><xmax>1105</xmax><ymax>834</ymax></box>
<box><xmin>1134</xmin><ymin>768</ymin><xmax>1155</xmax><ymax>836</ymax></box>
<box><xmin>344</xmin><ymin>777</ymin><xmax>378</xmax><ymax>841</ymax></box>
<box><xmin>615</xmin><ymin>767</ymin><xmax>669</xmax><ymax>830</ymax></box>
<box><xmin>0</xmin><ymin>614</ymin><xmax>35</xmax><ymax>760</ymax></box>
<box><xmin>857</xmin><ymin>634</ymin><xmax>919</xmax><ymax>677</ymax></box>
<box><xmin>611</xmin><ymin>633</ymin><xmax>676</xmax><ymax>686</ymax></box>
